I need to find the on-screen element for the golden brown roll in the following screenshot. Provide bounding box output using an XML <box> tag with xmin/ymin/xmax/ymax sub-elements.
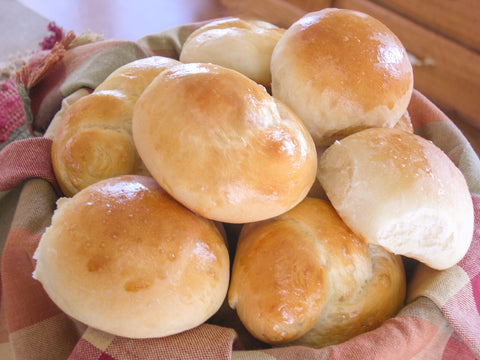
<box><xmin>132</xmin><ymin>62</ymin><xmax>317</xmax><ymax>224</ymax></box>
<box><xmin>180</xmin><ymin>17</ymin><xmax>285</xmax><ymax>87</ymax></box>
<box><xmin>271</xmin><ymin>8</ymin><xmax>414</xmax><ymax>146</ymax></box>
<box><xmin>33</xmin><ymin>175</ymin><xmax>230</xmax><ymax>339</ymax></box>
<box><xmin>228</xmin><ymin>197</ymin><xmax>406</xmax><ymax>347</ymax></box>
<box><xmin>51</xmin><ymin>56</ymin><xmax>180</xmax><ymax>197</ymax></box>
<box><xmin>318</xmin><ymin>127</ymin><xmax>474</xmax><ymax>270</ymax></box>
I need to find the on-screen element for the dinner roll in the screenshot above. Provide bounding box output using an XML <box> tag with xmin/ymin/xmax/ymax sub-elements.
<box><xmin>271</xmin><ymin>8</ymin><xmax>414</xmax><ymax>146</ymax></box>
<box><xmin>228</xmin><ymin>197</ymin><xmax>406</xmax><ymax>347</ymax></box>
<box><xmin>318</xmin><ymin>128</ymin><xmax>474</xmax><ymax>270</ymax></box>
<box><xmin>132</xmin><ymin>62</ymin><xmax>317</xmax><ymax>224</ymax></box>
<box><xmin>33</xmin><ymin>175</ymin><xmax>230</xmax><ymax>338</ymax></box>
<box><xmin>52</xmin><ymin>56</ymin><xmax>180</xmax><ymax>196</ymax></box>
<box><xmin>180</xmin><ymin>17</ymin><xmax>285</xmax><ymax>87</ymax></box>
<box><xmin>394</xmin><ymin>110</ymin><xmax>414</xmax><ymax>133</ymax></box>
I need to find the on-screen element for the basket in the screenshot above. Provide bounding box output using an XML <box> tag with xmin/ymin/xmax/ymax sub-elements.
<box><xmin>0</xmin><ymin>20</ymin><xmax>479</xmax><ymax>360</ymax></box>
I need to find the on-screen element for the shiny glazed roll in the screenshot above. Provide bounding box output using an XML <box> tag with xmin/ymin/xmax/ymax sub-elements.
<box><xmin>132</xmin><ymin>62</ymin><xmax>317</xmax><ymax>223</ymax></box>
<box><xmin>51</xmin><ymin>56</ymin><xmax>180</xmax><ymax>197</ymax></box>
<box><xmin>318</xmin><ymin>127</ymin><xmax>474</xmax><ymax>270</ymax></box>
<box><xmin>33</xmin><ymin>175</ymin><xmax>230</xmax><ymax>338</ymax></box>
<box><xmin>180</xmin><ymin>17</ymin><xmax>285</xmax><ymax>87</ymax></box>
<box><xmin>271</xmin><ymin>8</ymin><xmax>414</xmax><ymax>146</ymax></box>
<box><xmin>228</xmin><ymin>197</ymin><xmax>406</xmax><ymax>347</ymax></box>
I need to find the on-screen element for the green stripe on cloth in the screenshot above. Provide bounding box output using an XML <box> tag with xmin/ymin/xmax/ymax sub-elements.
<box><xmin>9</xmin><ymin>313</ymin><xmax>85</xmax><ymax>360</ymax></box>
<box><xmin>137</xmin><ymin>22</ymin><xmax>212</xmax><ymax>59</ymax></box>
<box><xmin>60</xmin><ymin>42</ymin><xmax>150</xmax><ymax>97</ymax></box>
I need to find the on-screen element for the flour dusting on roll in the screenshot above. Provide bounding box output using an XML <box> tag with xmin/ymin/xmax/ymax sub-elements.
<box><xmin>271</xmin><ymin>8</ymin><xmax>414</xmax><ymax>146</ymax></box>
<box><xmin>33</xmin><ymin>175</ymin><xmax>230</xmax><ymax>338</ymax></box>
<box><xmin>318</xmin><ymin>127</ymin><xmax>474</xmax><ymax>270</ymax></box>
<box><xmin>132</xmin><ymin>62</ymin><xmax>317</xmax><ymax>223</ymax></box>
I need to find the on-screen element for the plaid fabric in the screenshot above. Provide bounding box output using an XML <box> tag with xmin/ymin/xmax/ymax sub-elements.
<box><xmin>0</xmin><ymin>79</ymin><xmax>33</xmax><ymax>148</ymax></box>
<box><xmin>0</xmin><ymin>21</ymin><xmax>479</xmax><ymax>360</ymax></box>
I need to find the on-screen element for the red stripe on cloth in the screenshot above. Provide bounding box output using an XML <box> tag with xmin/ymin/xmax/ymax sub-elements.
<box><xmin>98</xmin><ymin>353</ymin><xmax>116</xmax><ymax>360</ymax></box>
<box><xmin>442</xmin><ymin>284</ymin><xmax>480</xmax><ymax>358</ymax></box>
<box><xmin>440</xmin><ymin>194</ymin><xmax>480</xmax><ymax>358</ymax></box>
<box><xmin>1</xmin><ymin>228</ymin><xmax>62</xmax><ymax>333</ymax></box>
<box><xmin>0</xmin><ymin>137</ymin><xmax>60</xmax><ymax>194</ymax></box>
<box><xmin>322</xmin><ymin>316</ymin><xmax>439</xmax><ymax>360</ymax></box>
<box><xmin>442</xmin><ymin>334</ymin><xmax>478</xmax><ymax>360</ymax></box>
<box><xmin>458</xmin><ymin>195</ymin><xmax>480</xmax><ymax>278</ymax></box>
<box><xmin>0</xmin><ymin>79</ymin><xmax>32</xmax><ymax>142</ymax></box>
<box><xmin>68</xmin><ymin>338</ymin><xmax>106</xmax><ymax>360</ymax></box>
<box><xmin>69</xmin><ymin>324</ymin><xmax>239</xmax><ymax>360</ymax></box>
<box><xmin>460</xmin><ymin>194</ymin><xmax>480</xmax><ymax>317</ymax></box>
<box><xmin>258</xmin><ymin>315</ymin><xmax>442</xmax><ymax>360</ymax></box>
<box><xmin>106</xmin><ymin>324</ymin><xmax>238</xmax><ymax>360</ymax></box>
<box><xmin>473</xmin><ymin>272</ymin><xmax>480</xmax><ymax>315</ymax></box>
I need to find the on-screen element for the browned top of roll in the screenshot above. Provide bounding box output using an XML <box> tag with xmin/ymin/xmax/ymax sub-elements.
<box><xmin>132</xmin><ymin>62</ymin><xmax>317</xmax><ymax>223</ymax></box>
<box><xmin>228</xmin><ymin>197</ymin><xmax>405</xmax><ymax>346</ymax></box>
<box><xmin>51</xmin><ymin>56</ymin><xmax>180</xmax><ymax>197</ymax></box>
<box><xmin>33</xmin><ymin>175</ymin><xmax>230</xmax><ymax>338</ymax></box>
<box><xmin>271</xmin><ymin>8</ymin><xmax>413</xmax><ymax>146</ymax></box>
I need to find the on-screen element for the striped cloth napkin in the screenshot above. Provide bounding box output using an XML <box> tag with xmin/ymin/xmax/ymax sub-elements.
<box><xmin>0</xmin><ymin>21</ymin><xmax>479</xmax><ymax>360</ymax></box>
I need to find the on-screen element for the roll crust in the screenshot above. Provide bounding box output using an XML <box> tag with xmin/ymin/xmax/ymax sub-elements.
<box><xmin>318</xmin><ymin>127</ymin><xmax>474</xmax><ymax>270</ymax></box>
<box><xmin>51</xmin><ymin>56</ymin><xmax>180</xmax><ymax>196</ymax></box>
<box><xmin>228</xmin><ymin>197</ymin><xmax>406</xmax><ymax>346</ymax></box>
<box><xmin>132</xmin><ymin>62</ymin><xmax>317</xmax><ymax>223</ymax></box>
<box><xmin>180</xmin><ymin>17</ymin><xmax>285</xmax><ymax>87</ymax></box>
<box><xmin>33</xmin><ymin>175</ymin><xmax>230</xmax><ymax>338</ymax></box>
<box><xmin>271</xmin><ymin>8</ymin><xmax>413</xmax><ymax>146</ymax></box>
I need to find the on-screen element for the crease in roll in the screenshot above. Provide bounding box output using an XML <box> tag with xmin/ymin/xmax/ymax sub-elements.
<box><xmin>51</xmin><ymin>56</ymin><xmax>181</xmax><ymax>196</ymax></box>
<box><xmin>227</xmin><ymin>197</ymin><xmax>406</xmax><ymax>347</ymax></box>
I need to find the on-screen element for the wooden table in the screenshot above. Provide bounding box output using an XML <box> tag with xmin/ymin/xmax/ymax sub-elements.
<box><xmin>14</xmin><ymin>0</ymin><xmax>480</xmax><ymax>156</ymax></box>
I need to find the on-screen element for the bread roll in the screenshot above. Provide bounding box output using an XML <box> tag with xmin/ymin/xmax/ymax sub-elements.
<box><xmin>132</xmin><ymin>62</ymin><xmax>317</xmax><ymax>224</ymax></box>
<box><xmin>318</xmin><ymin>127</ymin><xmax>474</xmax><ymax>270</ymax></box>
<box><xmin>51</xmin><ymin>56</ymin><xmax>180</xmax><ymax>196</ymax></box>
<box><xmin>271</xmin><ymin>8</ymin><xmax>414</xmax><ymax>146</ymax></box>
<box><xmin>307</xmin><ymin>146</ymin><xmax>329</xmax><ymax>200</ymax></box>
<box><xmin>33</xmin><ymin>175</ymin><xmax>230</xmax><ymax>338</ymax></box>
<box><xmin>180</xmin><ymin>17</ymin><xmax>285</xmax><ymax>87</ymax></box>
<box><xmin>394</xmin><ymin>110</ymin><xmax>414</xmax><ymax>133</ymax></box>
<box><xmin>228</xmin><ymin>197</ymin><xmax>406</xmax><ymax>347</ymax></box>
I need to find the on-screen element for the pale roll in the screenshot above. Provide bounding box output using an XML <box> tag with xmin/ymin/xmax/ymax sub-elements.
<box><xmin>317</xmin><ymin>127</ymin><xmax>474</xmax><ymax>270</ymax></box>
<box><xmin>180</xmin><ymin>17</ymin><xmax>285</xmax><ymax>87</ymax></box>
